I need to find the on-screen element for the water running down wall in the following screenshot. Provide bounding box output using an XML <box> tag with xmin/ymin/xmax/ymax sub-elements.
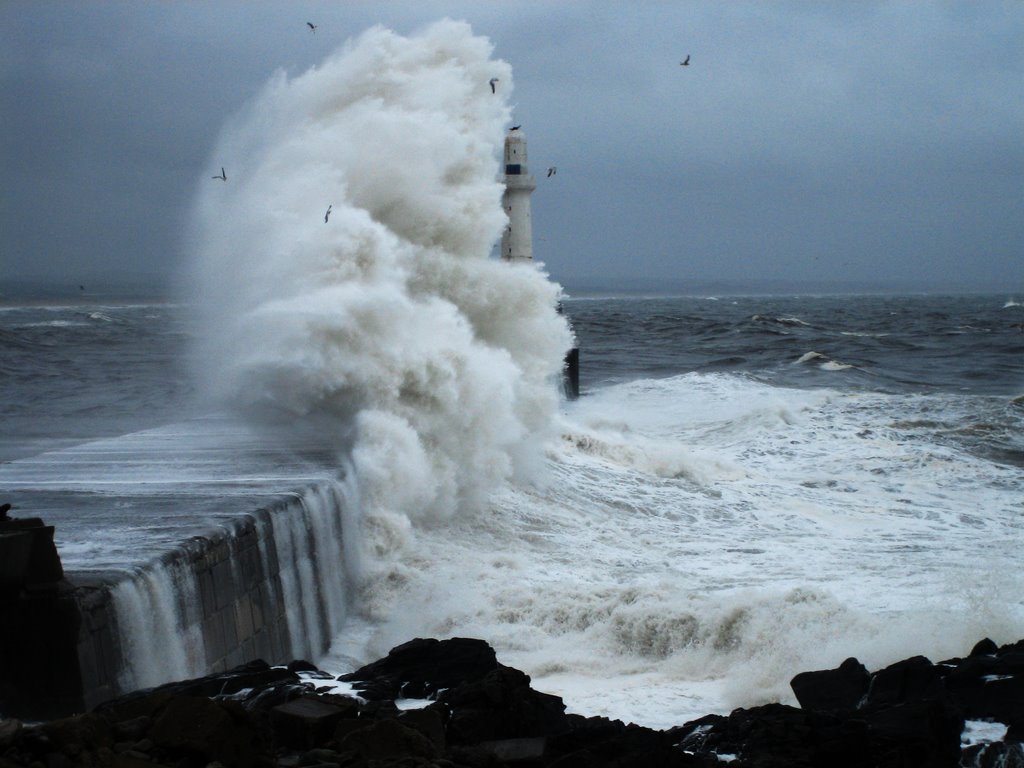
<box><xmin>2</xmin><ymin>482</ymin><xmax>351</xmax><ymax>719</ymax></box>
<box><xmin>110</xmin><ymin>481</ymin><xmax>352</xmax><ymax>696</ymax></box>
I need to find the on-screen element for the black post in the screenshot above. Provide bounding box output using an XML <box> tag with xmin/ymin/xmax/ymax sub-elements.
<box><xmin>563</xmin><ymin>347</ymin><xmax>579</xmax><ymax>400</ymax></box>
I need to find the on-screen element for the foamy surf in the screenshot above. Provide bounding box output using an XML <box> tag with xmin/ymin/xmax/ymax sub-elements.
<box><xmin>321</xmin><ymin>372</ymin><xmax>1024</xmax><ymax>727</ymax></box>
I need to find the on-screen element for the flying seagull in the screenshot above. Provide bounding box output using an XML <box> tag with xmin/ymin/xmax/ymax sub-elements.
<box><xmin>489</xmin><ymin>77</ymin><xmax>499</xmax><ymax>93</ymax></box>
<box><xmin>213</xmin><ymin>167</ymin><xmax>226</xmax><ymax>181</ymax></box>
<box><xmin>680</xmin><ymin>55</ymin><xmax>690</xmax><ymax>66</ymax></box>
<box><xmin>510</xmin><ymin>125</ymin><xmax>521</xmax><ymax>131</ymax></box>
<box><xmin>307</xmin><ymin>22</ymin><xmax>317</xmax><ymax>33</ymax></box>
<box><xmin>547</xmin><ymin>167</ymin><xmax>557</xmax><ymax>177</ymax></box>
<box><xmin>324</xmin><ymin>204</ymin><xmax>332</xmax><ymax>223</ymax></box>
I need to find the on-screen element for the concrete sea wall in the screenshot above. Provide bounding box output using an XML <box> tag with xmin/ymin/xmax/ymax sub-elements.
<box><xmin>0</xmin><ymin>483</ymin><xmax>352</xmax><ymax>720</ymax></box>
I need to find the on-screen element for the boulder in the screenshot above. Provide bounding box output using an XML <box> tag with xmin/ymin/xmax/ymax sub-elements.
<box><xmin>397</xmin><ymin>704</ymin><xmax>447</xmax><ymax>750</ymax></box>
<box><xmin>269</xmin><ymin>693</ymin><xmax>359</xmax><ymax>748</ymax></box>
<box><xmin>790</xmin><ymin>657</ymin><xmax>870</xmax><ymax>713</ymax></box>
<box><xmin>862</xmin><ymin>655</ymin><xmax>945</xmax><ymax>708</ymax></box>
<box><xmin>441</xmin><ymin>665</ymin><xmax>570</xmax><ymax>744</ymax></box>
<box><xmin>961</xmin><ymin>741</ymin><xmax>1024</xmax><ymax>768</ymax></box>
<box><xmin>970</xmin><ymin>638</ymin><xmax>999</xmax><ymax>657</ymax></box>
<box><xmin>336</xmin><ymin>716</ymin><xmax>440</xmax><ymax>762</ymax></box>
<box><xmin>338</xmin><ymin>636</ymin><xmax>500</xmax><ymax>699</ymax></box>
<box><xmin>149</xmin><ymin>694</ymin><xmax>270</xmax><ymax>768</ymax></box>
<box><xmin>861</xmin><ymin>694</ymin><xmax>963</xmax><ymax>767</ymax></box>
<box><xmin>546</xmin><ymin>717</ymin><xmax>702</xmax><ymax>767</ymax></box>
<box><xmin>671</xmin><ymin>703</ymin><xmax>873</xmax><ymax>768</ymax></box>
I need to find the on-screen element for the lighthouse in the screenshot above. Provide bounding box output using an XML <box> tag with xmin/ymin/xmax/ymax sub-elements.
<box><xmin>501</xmin><ymin>129</ymin><xmax>536</xmax><ymax>262</ymax></box>
<box><xmin>499</xmin><ymin>127</ymin><xmax>579</xmax><ymax>399</ymax></box>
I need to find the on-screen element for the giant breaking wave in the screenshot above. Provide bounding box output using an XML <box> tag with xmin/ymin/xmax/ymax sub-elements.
<box><xmin>183</xmin><ymin>21</ymin><xmax>572</xmax><ymax>566</ymax></box>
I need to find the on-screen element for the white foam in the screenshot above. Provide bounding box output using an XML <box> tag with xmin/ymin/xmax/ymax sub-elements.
<box><xmin>962</xmin><ymin>719</ymin><xmax>1008</xmax><ymax>746</ymax></box>
<box><xmin>184</xmin><ymin>19</ymin><xmax>572</xmax><ymax>561</ymax></box>
<box><xmin>319</xmin><ymin>373</ymin><xmax>1024</xmax><ymax>728</ymax></box>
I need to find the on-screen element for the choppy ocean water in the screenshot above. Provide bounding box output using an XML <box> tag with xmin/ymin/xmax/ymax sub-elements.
<box><xmin>2</xmin><ymin>292</ymin><xmax>1022</xmax><ymax>726</ymax></box>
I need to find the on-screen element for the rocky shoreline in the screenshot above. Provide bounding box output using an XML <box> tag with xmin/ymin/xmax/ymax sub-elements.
<box><xmin>1</xmin><ymin>636</ymin><xmax>1021</xmax><ymax>767</ymax></box>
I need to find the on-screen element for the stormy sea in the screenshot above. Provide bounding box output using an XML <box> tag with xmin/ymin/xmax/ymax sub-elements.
<box><xmin>2</xmin><ymin>21</ymin><xmax>1022</xmax><ymax>734</ymax></box>
<box><xmin>3</xmin><ymin>290</ymin><xmax>1022</xmax><ymax>728</ymax></box>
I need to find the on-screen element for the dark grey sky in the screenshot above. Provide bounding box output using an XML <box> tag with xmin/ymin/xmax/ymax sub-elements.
<box><xmin>2</xmin><ymin>1</ymin><xmax>1022</xmax><ymax>296</ymax></box>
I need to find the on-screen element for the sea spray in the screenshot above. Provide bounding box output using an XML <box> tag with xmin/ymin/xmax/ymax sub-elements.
<box><xmin>184</xmin><ymin>20</ymin><xmax>572</xmax><ymax>609</ymax></box>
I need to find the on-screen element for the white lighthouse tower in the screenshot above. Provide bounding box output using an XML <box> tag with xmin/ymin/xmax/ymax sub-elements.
<box><xmin>501</xmin><ymin>129</ymin><xmax>536</xmax><ymax>262</ymax></box>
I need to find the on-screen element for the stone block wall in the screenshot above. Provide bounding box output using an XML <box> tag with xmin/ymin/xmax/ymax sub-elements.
<box><xmin>182</xmin><ymin>509</ymin><xmax>293</xmax><ymax>676</ymax></box>
<box><xmin>2</xmin><ymin>495</ymin><xmax>335</xmax><ymax>720</ymax></box>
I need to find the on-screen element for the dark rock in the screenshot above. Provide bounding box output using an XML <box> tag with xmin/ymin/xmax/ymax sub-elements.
<box><xmin>0</xmin><ymin>720</ymin><xmax>22</xmax><ymax>748</ymax></box>
<box><xmin>398</xmin><ymin>705</ymin><xmax>448</xmax><ymax>750</ymax></box>
<box><xmin>296</xmin><ymin>746</ymin><xmax>346</xmax><ymax>765</ymax></box>
<box><xmin>671</xmin><ymin>704</ymin><xmax>875</xmax><ymax>767</ymax></box>
<box><xmin>207</xmin><ymin>660</ymin><xmax>302</xmax><ymax>697</ymax></box>
<box><xmin>936</xmin><ymin>642</ymin><xmax>1024</xmax><ymax>735</ymax></box>
<box><xmin>335</xmin><ymin>717</ymin><xmax>439</xmax><ymax>762</ymax></box>
<box><xmin>108</xmin><ymin>753</ymin><xmax>153</xmax><ymax>768</ymax></box>
<box><xmin>93</xmin><ymin>689</ymin><xmax>174</xmax><ymax>724</ymax></box>
<box><xmin>110</xmin><ymin>715</ymin><xmax>152</xmax><ymax>742</ymax></box>
<box><xmin>233</xmin><ymin>681</ymin><xmax>313</xmax><ymax>715</ymax></box>
<box><xmin>0</xmin><ymin>582</ymin><xmax>84</xmax><ymax>721</ymax></box>
<box><xmin>39</xmin><ymin>712</ymin><xmax>112</xmax><ymax>756</ymax></box>
<box><xmin>667</xmin><ymin>713</ymin><xmax>726</xmax><ymax>755</ymax></box>
<box><xmin>3</xmin><ymin>636</ymin><xmax>1022</xmax><ymax>768</ymax></box>
<box><xmin>269</xmin><ymin>694</ymin><xmax>358</xmax><ymax>749</ymax></box>
<box><xmin>945</xmin><ymin>658</ymin><xmax>1024</xmax><ymax>726</ymax></box>
<box><xmin>546</xmin><ymin>718</ymin><xmax>701</xmax><ymax>767</ymax></box>
<box><xmin>339</xmin><ymin>637</ymin><xmax>501</xmax><ymax>700</ymax></box>
<box><xmin>358</xmin><ymin>697</ymin><xmax>400</xmax><ymax>719</ymax></box>
<box><xmin>971</xmin><ymin>638</ymin><xmax>999</xmax><ymax>657</ymax></box>
<box><xmin>149</xmin><ymin>694</ymin><xmax>270</xmax><ymax>768</ymax></box>
<box><xmin>974</xmin><ymin>677</ymin><xmax>1024</xmax><ymax>732</ymax></box>
<box><xmin>477</xmin><ymin>735</ymin><xmax>548</xmax><ymax>762</ymax></box>
<box><xmin>332</xmin><ymin>716</ymin><xmax>375</xmax><ymax>743</ymax></box>
<box><xmin>862</xmin><ymin>694</ymin><xmax>963</xmax><ymax>767</ymax></box>
<box><xmin>440</xmin><ymin>665</ymin><xmax>569</xmax><ymax>744</ymax></box>
<box><xmin>790</xmin><ymin>657</ymin><xmax>870</xmax><ymax>713</ymax></box>
<box><xmin>961</xmin><ymin>741</ymin><xmax>1024</xmax><ymax>768</ymax></box>
<box><xmin>999</xmin><ymin>640</ymin><xmax>1024</xmax><ymax>656</ymax></box>
<box><xmin>863</xmin><ymin>655</ymin><xmax>944</xmax><ymax>708</ymax></box>
<box><xmin>95</xmin><ymin>659</ymin><xmax>301</xmax><ymax>723</ymax></box>
<box><xmin>1009</xmin><ymin>721</ymin><xmax>1024</xmax><ymax>743</ymax></box>
<box><xmin>0</xmin><ymin>532</ymin><xmax>34</xmax><ymax>599</ymax></box>
<box><xmin>286</xmin><ymin>660</ymin><xmax>320</xmax><ymax>673</ymax></box>
<box><xmin>0</xmin><ymin>518</ymin><xmax>63</xmax><ymax>594</ymax></box>
<box><xmin>998</xmin><ymin>652</ymin><xmax>1024</xmax><ymax>676</ymax></box>
<box><xmin>118</xmin><ymin>748</ymin><xmax>152</xmax><ymax>762</ymax></box>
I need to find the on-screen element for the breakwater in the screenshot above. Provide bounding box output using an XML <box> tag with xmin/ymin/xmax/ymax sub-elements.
<box><xmin>0</xmin><ymin>419</ymin><xmax>354</xmax><ymax>720</ymax></box>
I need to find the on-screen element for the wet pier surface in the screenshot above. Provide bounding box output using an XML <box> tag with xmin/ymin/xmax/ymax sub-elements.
<box><xmin>0</xmin><ymin>416</ymin><xmax>341</xmax><ymax>573</ymax></box>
